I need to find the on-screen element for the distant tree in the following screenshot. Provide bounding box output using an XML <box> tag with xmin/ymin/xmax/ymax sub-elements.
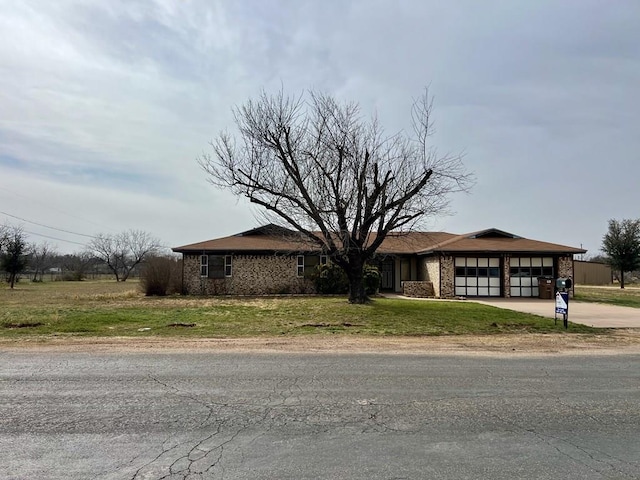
<box><xmin>28</xmin><ymin>241</ymin><xmax>57</xmax><ymax>282</ymax></box>
<box><xmin>0</xmin><ymin>224</ymin><xmax>29</xmax><ymax>289</ymax></box>
<box><xmin>0</xmin><ymin>224</ymin><xmax>7</xmax><ymax>252</ymax></box>
<box><xmin>59</xmin><ymin>251</ymin><xmax>96</xmax><ymax>281</ymax></box>
<box><xmin>601</xmin><ymin>219</ymin><xmax>640</xmax><ymax>289</ymax></box>
<box><xmin>199</xmin><ymin>89</ymin><xmax>471</xmax><ymax>303</ymax></box>
<box><xmin>586</xmin><ymin>253</ymin><xmax>609</xmax><ymax>263</ymax></box>
<box><xmin>88</xmin><ymin>230</ymin><xmax>162</xmax><ymax>282</ymax></box>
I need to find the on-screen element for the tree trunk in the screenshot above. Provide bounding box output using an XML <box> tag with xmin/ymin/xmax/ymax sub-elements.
<box><xmin>9</xmin><ymin>273</ymin><xmax>16</xmax><ymax>289</ymax></box>
<box><xmin>620</xmin><ymin>270</ymin><xmax>625</xmax><ymax>289</ymax></box>
<box><xmin>346</xmin><ymin>256</ymin><xmax>368</xmax><ymax>304</ymax></box>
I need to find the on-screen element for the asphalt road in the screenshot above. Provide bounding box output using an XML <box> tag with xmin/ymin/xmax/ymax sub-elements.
<box><xmin>1</xmin><ymin>351</ymin><xmax>639</xmax><ymax>480</ymax></box>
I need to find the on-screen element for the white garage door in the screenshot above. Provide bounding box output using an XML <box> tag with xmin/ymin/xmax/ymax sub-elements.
<box><xmin>510</xmin><ymin>257</ymin><xmax>554</xmax><ymax>297</ymax></box>
<box><xmin>455</xmin><ymin>257</ymin><xmax>501</xmax><ymax>297</ymax></box>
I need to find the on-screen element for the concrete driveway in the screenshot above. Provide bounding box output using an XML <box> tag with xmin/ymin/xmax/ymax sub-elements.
<box><xmin>475</xmin><ymin>298</ymin><xmax>640</xmax><ymax>328</ymax></box>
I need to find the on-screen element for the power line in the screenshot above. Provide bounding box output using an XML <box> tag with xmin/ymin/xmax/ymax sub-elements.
<box><xmin>0</xmin><ymin>185</ymin><xmax>119</xmax><ymax>232</ymax></box>
<box><xmin>0</xmin><ymin>210</ymin><xmax>96</xmax><ymax>239</ymax></box>
<box><xmin>23</xmin><ymin>230</ymin><xmax>88</xmax><ymax>247</ymax></box>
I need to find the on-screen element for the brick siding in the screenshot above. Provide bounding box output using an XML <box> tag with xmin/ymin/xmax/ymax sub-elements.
<box><xmin>182</xmin><ymin>254</ymin><xmax>314</xmax><ymax>295</ymax></box>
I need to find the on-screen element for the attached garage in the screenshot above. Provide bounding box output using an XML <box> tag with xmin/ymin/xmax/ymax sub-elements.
<box><xmin>454</xmin><ymin>257</ymin><xmax>501</xmax><ymax>297</ymax></box>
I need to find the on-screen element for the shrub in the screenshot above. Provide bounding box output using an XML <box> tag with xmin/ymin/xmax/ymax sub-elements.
<box><xmin>140</xmin><ymin>256</ymin><xmax>182</xmax><ymax>296</ymax></box>
<box><xmin>61</xmin><ymin>271</ymin><xmax>85</xmax><ymax>281</ymax></box>
<box><xmin>310</xmin><ymin>263</ymin><xmax>349</xmax><ymax>294</ymax></box>
<box><xmin>310</xmin><ymin>263</ymin><xmax>379</xmax><ymax>295</ymax></box>
<box><xmin>363</xmin><ymin>265</ymin><xmax>380</xmax><ymax>295</ymax></box>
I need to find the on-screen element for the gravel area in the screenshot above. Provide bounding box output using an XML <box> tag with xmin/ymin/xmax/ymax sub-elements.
<box><xmin>2</xmin><ymin>330</ymin><xmax>640</xmax><ymax>356</ymax></box>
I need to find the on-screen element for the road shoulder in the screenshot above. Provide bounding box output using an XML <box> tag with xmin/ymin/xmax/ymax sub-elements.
<box><xmin>2</xmin><ymin>331</ymin><xmax>640</xmax><ymax>356</ymax></box>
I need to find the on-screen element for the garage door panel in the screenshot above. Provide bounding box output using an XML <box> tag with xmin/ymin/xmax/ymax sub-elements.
<box><xmin>454</xmin><ymin>257</ymin><xmax>501</xmax><ymax>297</ymax></box>
<box><xmin>510</xmin><ymin>257</ymin><xmax>554</xmax><ymax>297</ymax></box>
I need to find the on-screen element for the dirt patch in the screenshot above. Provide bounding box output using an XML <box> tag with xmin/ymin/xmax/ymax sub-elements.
<box><xmin>2</xmin><ymin>322</ymin><xmax>44</xmax><ymax>329</ymax></box>
<box><xmin>2</xmin><ymin>330</ymin><xmax>640</xmax><ymax>356</ymax></box>
<box><xmin>298</xmin><ymin>322</ymin><xmax>365</xmax><ymax>328</ymax></box>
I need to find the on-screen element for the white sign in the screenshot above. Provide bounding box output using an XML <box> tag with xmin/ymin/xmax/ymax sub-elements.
<box><xmin>555</xmin><ymin>292</ymin><xmax>568</xmax><ymax>315</ymax></box>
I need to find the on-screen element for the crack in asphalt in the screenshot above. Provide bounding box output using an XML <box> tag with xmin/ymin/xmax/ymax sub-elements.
<box><xmin>525</xmin><ymin>427</ymin><xmax>637</xmax><ymax>479</ymax></box>
<box><xmin>130</xmin><ymin>375</ymin><xmax>235</xmax><ymax>479</ymax></box>
<box><xmin>489</xmin><ymin>408</ymin><xmax>636</xmax><ymax>479</ymax></box>
<box><xmin>131</xmin><ymin>368</ymin><xmax>319</xmax><ymax>479</ymax></box>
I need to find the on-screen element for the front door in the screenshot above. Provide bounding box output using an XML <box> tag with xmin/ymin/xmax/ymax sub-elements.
<box><xmin>380</xmin><ymin>258</ymin><xmax>394</xmax><ymax>290</ymax></box>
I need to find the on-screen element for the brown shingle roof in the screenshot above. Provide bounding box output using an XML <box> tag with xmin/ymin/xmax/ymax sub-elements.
<box><xmin>419</xmin><ymin>236</ymin><xmax>585</xmax><ymax>254</ymax></box>
<box><xmin>172</xmin><ymin>225</ymin><xmax>319</xmax><ymax>253</ymax></box>
<box><xmin>172</xmin><ymin>226</ymin><xmax>586</xmax><ymax>255</ymax></box>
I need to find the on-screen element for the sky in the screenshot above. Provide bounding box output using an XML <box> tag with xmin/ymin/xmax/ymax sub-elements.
<box><xmin>1</xmin><ymin>0</ymin><xmax>639</xmax><ymax>256</ymax></box>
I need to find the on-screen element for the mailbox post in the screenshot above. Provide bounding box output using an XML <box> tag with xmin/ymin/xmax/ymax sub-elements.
<box><xmin>554</xmin><ymin>278</ymin><xmax>572</xmax><ymax>329</ymax></box>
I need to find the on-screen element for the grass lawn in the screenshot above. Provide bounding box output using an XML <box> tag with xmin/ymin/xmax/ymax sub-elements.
<box><xmin>0</xmin><ymin>280</ymin><xmax>601</xmax><ymax>338</ymax></box>
<box><xmin>574</xmin><ymin>285</ymin><xmax>640</xmax><ymax>308</ymax></box>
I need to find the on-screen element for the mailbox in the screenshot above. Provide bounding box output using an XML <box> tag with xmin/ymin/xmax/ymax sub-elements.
<box><xmin>556</xmin><ymin>278</ymin><xmax>573</xmax><ymax>290</ymax></box>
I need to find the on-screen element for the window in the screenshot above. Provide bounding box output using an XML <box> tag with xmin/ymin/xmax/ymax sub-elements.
<box><xmin>200</xmin><ymin>255</ymin><xmax>208</xmax><ymax>277</ymax></box>
<box><xmin>297</xmin><ymin>255</ymin><xmax>324</xmax><ymax>277</ymax></box>
<box><xmin>225</xmin><ymin>255</ymin><xmax>232</xmax><ymax>277</ymax></box>
<box><xmin>202</xmin><ymin>255</ymin><xmax>233</xmax><ymax>278</ymax></box>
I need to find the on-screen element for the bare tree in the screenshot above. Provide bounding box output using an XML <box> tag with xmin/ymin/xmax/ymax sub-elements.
<box><xmin>60</xmin><ymin>251</ymin><xmax>97</xmax><ymax>281</ymax></box>
<box><xmin>200</xmin><ymin>89</ymin><xmax>472</xmax><ymax>303</ymax></box>
<box><xmin>88</xmin><ymin>230</ymin><xmax>161</xmax><ymax>282</ymax></box>
<box><xmin>602</xmin><ymin>218</ymin><xmax>640</xmax><ymax>289</ymax></box>
<box><xmin>0</xmin><ymin>224</ymin><xmax>7</xmax><ymax>252</ymax></box>
<box><xmin>0</xmin><ymin>224</ymin><xmax>29</xmax><ymax>289</ymax></box>
<box><xmin>28</xmin><ymin>241</ymin><xmax>57</xmax><ymax>282</ymax></box>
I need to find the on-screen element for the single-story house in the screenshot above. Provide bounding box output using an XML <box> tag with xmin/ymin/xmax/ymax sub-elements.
<box><xmin>172</xmin><ymin>224</ymin><xmax>586</xmax><ymax>298</ymax></box>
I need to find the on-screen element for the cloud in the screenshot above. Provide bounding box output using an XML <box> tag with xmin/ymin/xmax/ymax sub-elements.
<box><xmin>1</xmin><ymin>0</ymin><xmax>639</xmax><ymax>255</ymax></box>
